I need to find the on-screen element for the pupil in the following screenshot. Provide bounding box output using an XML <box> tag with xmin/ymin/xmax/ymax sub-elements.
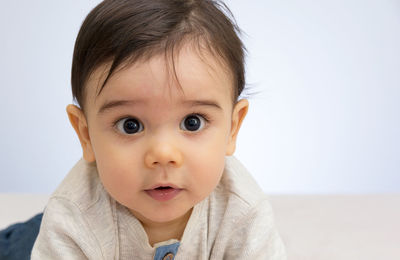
<box><xmin>185</xmin><ymin>116</ymin><xmax>200</xmax><ymax>131</ymax></box>
<box><xmin>124</xmin><ymin>119</ymin><xmax>139</xmax><ymax>133</ymax></box>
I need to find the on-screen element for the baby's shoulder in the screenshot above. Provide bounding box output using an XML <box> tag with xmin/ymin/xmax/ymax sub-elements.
<box><xmin>221</xmin><ymin>156</ymin><xmax>266</xmax><ymax>203</ymax></box>
<box><xmin>50</xmin><ymin>159</ymin><xmax>106</xmax><ymax>212</ymax></box>
<box><xmin>211</xmin><ymin>156</ymin><xmax>270</xmax><ymax>219</ymax></box>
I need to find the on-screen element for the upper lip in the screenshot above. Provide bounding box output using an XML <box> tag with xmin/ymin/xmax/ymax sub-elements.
<box><xmin>145</xmin><ymin>183</ymin><xmax>182</xmax><ymax>190</ymax></box>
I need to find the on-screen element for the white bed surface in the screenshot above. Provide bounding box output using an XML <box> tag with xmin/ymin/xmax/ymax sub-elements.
<box><xmin>268</xmin><ymin>194</ymin><xmax>400</xmax><ymax>260</ymax></box>
<box><xmin>1</xmin><ymin>193</ymin><xmax>399</xmax><ymax>259</ymax></box>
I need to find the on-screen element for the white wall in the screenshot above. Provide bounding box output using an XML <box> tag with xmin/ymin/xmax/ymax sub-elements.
<box><xmin>1</xmin><ymin>0</ymin><xmax>399</xmax><ymax>194</ymax></box>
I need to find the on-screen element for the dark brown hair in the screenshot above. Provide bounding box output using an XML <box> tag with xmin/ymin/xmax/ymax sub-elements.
<box><xmin>71</xmin><ymin>0</ymin><xmax>246</xmax><ymax>111</ymax></box>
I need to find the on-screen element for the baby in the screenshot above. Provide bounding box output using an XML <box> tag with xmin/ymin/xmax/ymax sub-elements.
<box><xmin>32</xmin><ymin>0</ymin><xmax>286</xmax><ymax>259</ymax></box>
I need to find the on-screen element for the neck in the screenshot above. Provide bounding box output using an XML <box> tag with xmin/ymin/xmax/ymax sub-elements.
<box><xmin>132</xmin><ymin>208</ymin><xmax>193</xmax><ymax>247</ymax></box>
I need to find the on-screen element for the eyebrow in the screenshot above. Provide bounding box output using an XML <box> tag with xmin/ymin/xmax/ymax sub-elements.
<box><xmin>97</xmin><ymin>100</ymin><xmax>141</xmax><ymax>115</ymax></box>
<box><xmin>183</xmin><ymin>100</ymin><xmax>222</xmax><ymax>110</ymax></box>
<box><xmin>97</xmin><ymin>99</ymin><xmax>222</xmax><ymax>115</ymax></box>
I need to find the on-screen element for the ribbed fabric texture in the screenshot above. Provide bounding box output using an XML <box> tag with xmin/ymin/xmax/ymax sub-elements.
<box><xmin>31</xmin><ymin>156</ymin><xmax>286</xmax><ymax>259</ymax></box>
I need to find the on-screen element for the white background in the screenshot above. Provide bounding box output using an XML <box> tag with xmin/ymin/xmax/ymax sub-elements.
<box><xmin>0</xmin><ymin>0</ymin><xmax>399</xmax><ymax>194</ymax></box>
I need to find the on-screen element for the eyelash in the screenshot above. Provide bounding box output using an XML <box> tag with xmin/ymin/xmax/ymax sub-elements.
<box><xmin>111</xmin><ymin>112</ymin><xmax>212</xmax><ymax>134</ymax></box>
<box><xmin>189</xmin><ymin>113</ymin><xmax>211</xmax><ymax>124</ymax></box>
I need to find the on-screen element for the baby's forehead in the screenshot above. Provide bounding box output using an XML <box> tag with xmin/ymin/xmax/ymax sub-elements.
<box><xmin>86</xmin><ymin>46</ymin><xmax>235</xmax><ymax>105</ymax></box>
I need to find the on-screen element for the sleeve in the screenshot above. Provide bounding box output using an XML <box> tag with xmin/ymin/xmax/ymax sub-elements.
<box><xmin>31</xmin><ymin>197</ymin><xmax>104</xmax><ymax>260</ymax></box>
<box><xmin>223</xmin><ymin>199</ymin><xmax>287</xmax><ymax>260</ymax></box>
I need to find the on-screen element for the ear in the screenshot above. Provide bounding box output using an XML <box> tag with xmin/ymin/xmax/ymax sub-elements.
<box><xmin>66</xmin><ymin>104</ymin><xmax>96</xmax><ymax>162</ymax></box>
<box><xmin>226</xmin><ymin>99</ymin><xmax>249</xmax><ymax>155</ymax></box>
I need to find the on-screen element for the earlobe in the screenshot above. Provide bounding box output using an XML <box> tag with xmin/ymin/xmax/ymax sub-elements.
<box><xmin>226</xmin><ymin>99</ymin><xmax>249</xmax><ymax>156</ymax></box>
<box><xmin>66</xmin><ymin>104</ymin><xmax>96</xmax><ymax>162</ymax></box>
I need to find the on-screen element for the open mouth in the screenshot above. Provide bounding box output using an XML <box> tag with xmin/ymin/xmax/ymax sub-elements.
<box><xmin>145</xmin><ymin>185</ymin><xmax>182</xmax><ymax>201</ymax></box>
<box><xmin>155</xmin><ymin>186</ymin><xmax>172</xmax><ymax>190</ymax></box>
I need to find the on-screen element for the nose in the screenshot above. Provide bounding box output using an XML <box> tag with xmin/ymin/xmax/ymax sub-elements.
<box><xmin>144</xmin><ymin>139</ymin><xmax>184</xmax><ymax>169</ymax></box>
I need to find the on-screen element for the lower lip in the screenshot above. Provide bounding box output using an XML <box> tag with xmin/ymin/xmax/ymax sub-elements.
<box><xmin>145</xmin><ymin>188</ymin><xmax>182</xmax><ymax>202</ymax></box>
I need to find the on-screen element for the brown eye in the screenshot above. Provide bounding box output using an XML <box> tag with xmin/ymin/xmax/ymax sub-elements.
<box><xmin>116</xmin><ymin>118</ymin><xmax>143</xmax><ymax>134</ymax></box>
<box><xmin>180</xmin><ymin>114</ymin><xmax>205</xmax><ymax>132</ymax></box>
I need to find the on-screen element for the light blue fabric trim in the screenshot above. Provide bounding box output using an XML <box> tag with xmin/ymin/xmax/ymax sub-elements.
<box><xmin>153</xmin><ymin>242</ymin><xmax>180</xmax><ymax>260</ymax></box>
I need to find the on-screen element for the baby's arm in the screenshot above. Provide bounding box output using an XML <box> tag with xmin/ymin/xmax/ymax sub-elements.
<box><xmin>31</xmin><ymin>197</ymin><xmax>103</xmax><ymax>259</ymax></box>
<box><xmin>223</xmin><ymin>199</ymin><xmax>287</xmax><ymax>259</ymax></box>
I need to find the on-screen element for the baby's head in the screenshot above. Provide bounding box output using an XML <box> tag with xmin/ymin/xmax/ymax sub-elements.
<box><xmin>67</xmin><ymin>0</ymin><xmax>249</xmax><ymax>227</ymax></box>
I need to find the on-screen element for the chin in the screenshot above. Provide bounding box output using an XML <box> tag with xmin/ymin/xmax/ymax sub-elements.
<box><xmin>151</xmin><ymin>208</ymin><xmax>190</xmax><ymax>223</ymax></box>
<box><xmin>148</xmin><ymin>205</ymin><xmax>191</xmax><ymax>224</ymax></box>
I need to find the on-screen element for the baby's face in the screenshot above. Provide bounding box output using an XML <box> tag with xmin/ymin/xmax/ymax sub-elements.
<box><xmin>79</xmin><ymin>44</ymin><xmax>246</xmax><ymax>224</ymax></box>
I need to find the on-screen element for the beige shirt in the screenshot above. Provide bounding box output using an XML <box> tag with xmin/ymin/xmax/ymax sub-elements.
<box><xmin>31</xmin><ymin>156</ymin><xmax>286</xmax><ymax>259</ymax></box>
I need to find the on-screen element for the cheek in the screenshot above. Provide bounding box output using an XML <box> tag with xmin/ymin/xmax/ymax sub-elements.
<box><xmin>90</xmin><ymin>134</ymin><xmax>143</xmax><ymax>202</ymax></box>
<box><xmin>186</xmin><ymin>134</ymin><xmax>227</xmax><ymax>194</ymax></box>
<box><xmin>189</xmin><ymin>153</ymin><xmax>225</xmax><ymax>199</ymax></box>
<box><xmin>96</xmin><ymin>155</ymin><xmax>140</xmax><ymax>200</ymax></box>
